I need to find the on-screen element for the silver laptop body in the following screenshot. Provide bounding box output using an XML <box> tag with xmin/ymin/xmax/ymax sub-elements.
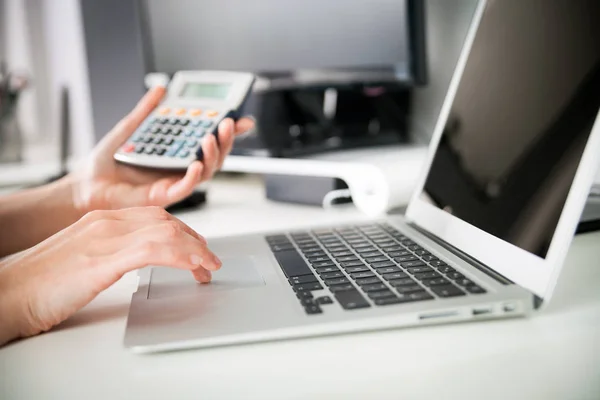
<box><xmin>124</xmin><ymin>0</ymin><xmax>600</xmax><ymax>353</ymax></box>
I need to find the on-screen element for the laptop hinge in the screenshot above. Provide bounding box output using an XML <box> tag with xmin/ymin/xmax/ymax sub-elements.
<box><xmin>407</xmin><ymin>222</ymin><xmax>514</xmax><ymax>285</ymax></box>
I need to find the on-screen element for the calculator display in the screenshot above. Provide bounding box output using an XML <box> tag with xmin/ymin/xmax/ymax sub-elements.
<box><xmin>179</xmin><ymin>83</ymin><xmax>231</xmax><ymax>100</ymax></box>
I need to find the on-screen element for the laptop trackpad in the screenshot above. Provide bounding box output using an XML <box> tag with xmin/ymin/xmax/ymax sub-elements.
<box><xmin>147</xmin><ymin>257</ymin><xmax>265</xmax><ymax>300</ymax></box>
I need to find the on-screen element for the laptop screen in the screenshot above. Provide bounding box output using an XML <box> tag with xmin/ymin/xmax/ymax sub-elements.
<box><xmin>420</xmin><ymin>0</ymin><xmax>600</xmax><ymax>258</ymax></box>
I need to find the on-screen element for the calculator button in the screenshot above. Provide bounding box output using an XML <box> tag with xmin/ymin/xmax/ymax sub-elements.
<box><xmin>179</xmin><ymin>118</ymin><xmax>190</xmax><ymax>126</ymax></box>
<box><xmin>144</xmin><ymin>145</ymin><xmax>156</xmax><ymax>155</ymax></box>
<box><xmin>142</xmin><ymin>136</ymin><xmax>154</xmax><ymax>143</ymax></box>
<box><xmin>191</xmin><ymin>120</ymin><xmax>203</xmax><ymax>128</ymax></box>
<box><xmin>159</xmin><ymin>127</ymin><xmax>171</xmax><ymax>135</ymax></box>
<box><xmin>153</xmin><ymin>137</ymin><xmax>163</xmax><ymax>145</ymax></box>
<box><xmin>149</xmin><ymin>117</ymin><xmax>159</xmax><ymax>124</ymax></box>
<box><xmin>150</xmin><ymin>126</ymin><xmax>160</xmax><ymax>134</ymax></box>
<box><xmin>172</xmin><ymin>128</ymin><xmax>183</xmax><ymax>136</ymax></box>
<box><xmin>169</xmin><ymin>117</ymin><xmax>179</xmax><ymax>125</ymax></box>
<box><xmin>158</xmin><ymin>107</ymin><xmax>171</xmax><ymax>115</ymax></box>
<box><xmin>122</xmin><ymin>143</ymin><xmax>135</xmax><ymax>153</ymax></box>
<box><xmin>155</xmin><ymin>147</ymin><xmax>166</xmax><ymax>156</ymax></box>
<box><xmin>141</xmin><ymin>126</ymin><xmax>151</xmax><ymax>133</ymax></box>
<box><xmin>163</xmin><ymin>137</ymin><xmax>174</xmax><ymax>145</ymax></box>
<box><xmin>132</xmin><ymin>135</ymin><xmax>144</xmax><ymax>143</ymax></box>
<box><xmin>190</xmin><ymin>109</ymin><xmax>202</xmax><ymax>117</ymax></box>
<box><xmin>206</xmin><ymin>110</ymin><xmax>218</xmax><ymax>118</ymax></box>
<box><xmin>175</xmin><ymin>108</ymin><xmax>187</xmax><ymax>116</ymax></box>
<box><xmin>178</xmin><ymin>150</ymin><xmax>190</xmax><ymax>158</ymax></box>
<box><xmin>187</xmin><ymin>139</ymin><xmax>198</xmax><ymax>148</ymax></box>
<box><xmin>184</xmin><ymin>129</ymin><xmax>194</xmax><ymax>137</ymax></box>
<box><xmin>202</xmin><ymin>120</ymin><xmax>213</xmax><ymax>128</ymax></box>
<box><xmin>135</xmin><ymin>145</ymin><xmax>145</xmax><ymax>153</ymax></box>
<box><xmin>159</xmin><ymin>117</ymin><xmax>169</xmax><ymax>124</ymax></box>
<box><xmin>194</xmin><ymin>129</ymin><xmax>206</xmax><ymax>138</ymax></box>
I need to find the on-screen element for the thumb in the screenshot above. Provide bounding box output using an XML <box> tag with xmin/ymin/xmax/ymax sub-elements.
<box><xmin>96</xmin><ymin>86</ymin><xmax>166</xmax><ymax>154</ymax></box>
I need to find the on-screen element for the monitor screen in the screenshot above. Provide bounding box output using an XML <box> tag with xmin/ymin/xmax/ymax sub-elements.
<box><xmin>179</xmin><ymin>83</ymin><xmax>231</xmax><ymax>100</ymax></box>
<box><xmin>142</xmin><ymin>0</ymin><xmax>415</xmax><ymax>80</ymax></box>
<box><xmin>420</xmin><ymin>0</ymin><xmax>600</xmax><ymax>258</ymax></box>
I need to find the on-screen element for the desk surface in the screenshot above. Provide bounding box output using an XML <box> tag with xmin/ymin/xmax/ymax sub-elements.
<box><xmin>1</xmin><ymin>175</ymin><xmax>600</xmax><ymax>400</ymax></box>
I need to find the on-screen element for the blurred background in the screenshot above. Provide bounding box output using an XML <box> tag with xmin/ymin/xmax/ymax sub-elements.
<box><xmin>1</xmin><ymin>0</ymin><xmax>599</xmax><ymax>188</ymax></box>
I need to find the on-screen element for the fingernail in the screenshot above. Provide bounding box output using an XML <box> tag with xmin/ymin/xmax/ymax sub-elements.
<box><xmin>190</xmin><ymin>254</ymin><xmax>203</xmax><ymax>265</ymax></box>
<box><xmin>212</xmin><ymin>254</ymin><xmax>222</xmax><ymax>269</ymax></box>
<box><xmin>194</xmin><ymin>268</ymin><xmax>212</xmax><ymax>284</ymax></box>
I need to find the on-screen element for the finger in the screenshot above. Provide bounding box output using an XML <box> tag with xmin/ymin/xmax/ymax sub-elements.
<box><xmin>199</xmin><ymin>135</ymin><xmax>219</xmax><ymax>182</ymax></box>
<box><xmin>234</xmin><ymin>117</ymin><xmax>255</xmax><ymax>136</ymax></box>
<box><xmin>164</xmin><ymin>161</ymin><xmax>203</xmax><ymax>204</ymax></box>
<box><xmin>217</xmin><ymin>119</ymin><xmax>235</xmax><ymax>168</ymax></box>
<box><xmin>96</xmin><ymin>86</ymin><xmax>166</xmax><ymax>154</ymax></box>
<box><xmin>80</xmin><ymin>206</ymin><xmax>207</xmax><ymax>245</ymax></box>
<box><xmin>192</xmin><ymin>267</ymin><xmax>212</xmax><ymax>284</ymax></box>
<box><xmin>105</xmin><ymin>225</ymin><xmax>222</xmax><ymax>276</ymax></box>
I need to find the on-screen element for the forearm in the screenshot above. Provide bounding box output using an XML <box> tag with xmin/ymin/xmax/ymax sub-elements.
<box><xmin>0</xmin><ymin>176</ymin><xmax>84</xmax><ymax>257</ymax></box>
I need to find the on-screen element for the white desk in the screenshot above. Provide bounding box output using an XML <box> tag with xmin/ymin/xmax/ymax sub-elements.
<box><xmin>1</xmin><ymin>175</ymin><xmax>600</xmax><ymax>400</ymax></box>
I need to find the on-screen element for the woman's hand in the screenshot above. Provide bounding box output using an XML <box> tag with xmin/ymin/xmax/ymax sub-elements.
<box><xmin>72</xmin><ymin>87</ymin><xmax>254</xmax><ymax>213</ymax></box>
<box><xmin>0</xmin><ymin>206</ymin><xmax>221</xmax><ymax>346</ymax></box>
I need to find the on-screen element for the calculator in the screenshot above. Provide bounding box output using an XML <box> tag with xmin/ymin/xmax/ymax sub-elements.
<box><xmin>114</xmin><ymin>71</ymin><xmax>255</xmax><ymax>170</ymax></box>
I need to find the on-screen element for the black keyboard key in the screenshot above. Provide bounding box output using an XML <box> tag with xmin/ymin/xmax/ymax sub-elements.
<box><xmin>307</xmin><ymin>256</ymin><xmax>331</xmax><ymax>264</ymax></box>
<box><xmin>380</xmin><ymin>246</ymin><xmax>404</xmax><ymax>253</ymax></box>
<box><xmin>421</xmin><ymin>255</ymin><xmax>439</xmax><ymax>262</ymax></box>
<box><xmin>375</xmin><ymin>266</ymin><xmax>402</xmax><ymax>274</ymax></box>
<box><xmin>399</xmin><ymin>260</ymin><xmax>426</xmax><ymax>268</ymax></box>
<box><xmin>304</xmin><ymin>304</ymin><xmax>323</xmax><ymax>314</ymax></box>
<box><xmin>274</xmin><ymin>249</ymin><xmax>312</xmax><ymax>278</ymax></box>
<box><xmin>405</xmin><ymin>291</ymin><xmax>435</xmax><ymax>301</ymax></box>
<box><xmin>465</xmin><ymin>285</ymin><xmax>486</xmax><ymax>294</ymax></box>
<box><xmin>447</xmin><ymin>272</ymin><xmax>466</xmax><ymax>281</ymax></box>
<box><xmin>290</xmin><ymin>275</ymin><xmax>318</xmax><ymax>285</ymax></box>
<box><xmin>296</xmin><ymin>291</ymin><xmax>314</xmax><ymax>300</ymax></box>
<box><xmin>270</xmin><ymin>243</ymin><xmax>295</xmax><ymax>252</ymax></box>
<box><xmin>374</xmin><ymin>297</ymin><xmax>406</xmax><ymax>306</ymax></box>
<box><xmin>345</xmin><ymin>266</ymin><xmax>371</xmax><ymax>273</ymax></box>
<box><xmin>393</xmin><ymin>255</ymin><xmax>418</xmax><ymax>263</ymax></box>
<box><xmin>361</xmin><ymin>283</ymin><xmax>388</xmax><ymax>293</ymax></box>
<box><xmin>407</xmin><ymin>266</ymin><xmax>434</xmax><ymax>274</ymax></box>
<box><xmin>340</xmin><ymin>261</ymin><xmax>364</xmax><ymax>268</ymax></box>
<box><xmin>396</xmin><ymin>284</ymin><xmax>425</xmax><ymax>294</ymax></box>
<box><xmin>413</xmin><ymin>250</ymin><xmax>430</xmax><ymax>256</ymax></box>
<box><xmin>330</xmin><ymin>251</ymin><xmax>354</xmax><ymax>257</ymax></box>
<box><xmin>430</xmin><ymin>284</ymin><xmax>465</xmax><ymax>298</ymax></box>
<box><xmin>353</xmin><ymin>244</ymin><xmax>375</xmax><ymax>250</ymax></box>
<box><xmin>324</xmin><ymin>277</ymin><xmax>350</xmax><ymax>286</ymax></box>
<box><xmin>455</xmin><ymin>278</ymin><xmax>475</xmax><ymax>287</ymax></box>
<box><xmin>329</xmin><ymin>284</ymin><xmax>356</xmax><ymax>293</ymax></box>
<box><xmin>312</xmin><ymin>261</ymin><xmax>335</xmax><ymax>268</ymax></box>
<box><xmin>337</xmin><ymin>256</ymin><xmax>360</xmax><ymax>263</ymax></box>
<box><xmin>370</xmin><ymin>261</ymin><xmax>396</xmax><ymax>269</ymax></box>
<box><xmin>320</xmin><ymin>271</ymin><xmax>345</xmax><ymax>279</ymax></box>
<box><xmin>350</xmin><ymin>271</ymin><xmax>376</xmax><ymax>279</ymax></box>
<box><xmin>361</xmin><ymin>251</ymin><xmax>383</xmax><ymax>258</ymax></box>
<box><xmin>421</xmin><ymin>277</ymin><xmax>451</xmax><ymax>287</ymax></box>
<box><xmin>413</xmin><ymin>272</ymin><xmax>440</xmax><ymax>280</ymax></box>
<box><xmin>382</xmin><ymin>272</ymin><xmax>409</xmax><ymax>281</ymax></box>
<box><xmin>304</xmin><ymin>250</ymin><xmax>326</xmax><ymax>258</ymax></box>
<box><xmin>368</xmin><ymin>290</ymin><xmax>397</xmax><ymax>300</ymax></box>
<box><xmin>356</xmin><ymin>277</ymin><xmax>383</xmax><ymax>286</ymax></box>
<box><xmin>388</xmin><ymin>250</ymin><xmax>413</xmax><ymax>257</ymax></box>
<box><xmin>315</xmin><ymin>266</ymin><xmax>339</xmax><ymax>274</ymax></box>
<box><xmin>438</xmin><ymin>266</ymin><xmax>457</xmax><ymax>274</ymax></box>
<box><xmin>430</xmin><ymin>260</ymin><xmax>448</xmax><ymax>268</ymax></box>
<box><xmin>388</xmin><ymin>278</ymin><xmax>417</xmax><ymax>287</ymax></box>
<box><xmin>293</xmin><ymin>282</ymin><xmax>323</xmax><ymax>292</ymax></box>
<box><xmin>335</xmin><ymin>290</ymin><xmax>371</xmax><ymax>310</ymax></box>
<box><xmin>365</xmin><ymin>256</ymin><xmax>389</xmax><ymax>264</ymax></box>
<box><xmin>316</xmin><ymin>296</ymin><xmax>333</xmax><ymax>305</ymax></box>
<box><xmin>299</xmin><ymin>298</ymin><xmax>315</xmax><ymax>306</ymax></box>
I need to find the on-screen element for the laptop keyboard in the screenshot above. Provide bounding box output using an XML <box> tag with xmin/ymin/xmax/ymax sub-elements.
<box><xmin>266</xmin><ymin>223</ymin><xmax>487</xmax><ymax>315</ymax></box>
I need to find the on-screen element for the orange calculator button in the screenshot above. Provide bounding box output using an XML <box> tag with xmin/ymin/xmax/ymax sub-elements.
<box><xmin>122</xmin><ymin>143</ymin><xmax>135</xmax><ymax>153</ymax></box>
<box><xmin>158</xmin><ymin>107</ymin><xmax>171</xmax><ymax>115</ymax></box>
<box><xmin>206</xmin><ymin>110</ymin><xmax>219</xmax><ymax>118</ymax></box>
<box><xmin>175</xmin><ymin>108</ymin><xmax>187</xmax><ymax>116</ymax></box>
<box><xmin>190</xmin><ymin>109</ymin><xmax>203</xmax><ymax>116</ymax></box>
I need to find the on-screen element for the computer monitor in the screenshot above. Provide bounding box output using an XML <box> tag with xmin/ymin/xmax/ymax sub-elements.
<box><xmin>139</xmin><ymin>0</ymin><xmax>427</xmax><ymax>88</ymax></box>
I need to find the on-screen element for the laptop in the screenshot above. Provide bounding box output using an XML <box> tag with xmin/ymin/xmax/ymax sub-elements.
<box><xmin>124</xmin><ymin>0</ymin><xmax>600</xmax><ymax>353</ymax></box>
